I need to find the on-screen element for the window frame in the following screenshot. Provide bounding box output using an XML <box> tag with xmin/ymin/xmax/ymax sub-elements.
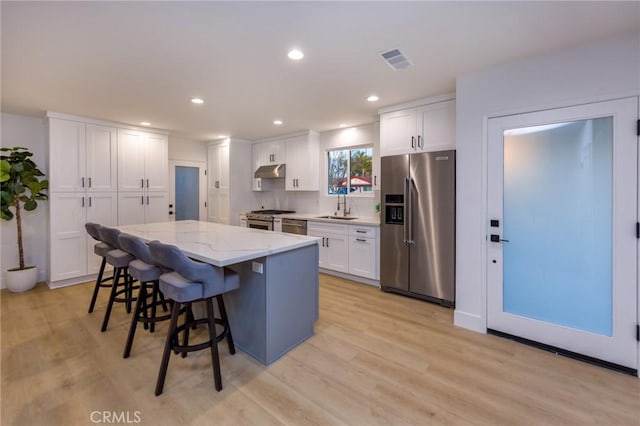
<box><xmin>325</xmin><ymin>144</ymin><xmax>374</xmax><ymax>197</ymax></box>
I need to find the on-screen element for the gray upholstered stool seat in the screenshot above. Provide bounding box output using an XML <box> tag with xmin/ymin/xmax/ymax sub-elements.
<box><xmin>94</xmin><ymin>242</ymin><xmax>113</xmax><ymax>257</ymax></box>
<box><xmin>149</xmin><ymin>241</ymin><xmax>238</xmax><ymax>396</ymax></box>
<box><xmin>118</xmin><ymin>233</ymin><xmax>172</xmax><ymax>358</ymax></box>
<box><xmin>85</xmin><ymin>222</ymin><xmax>115</xmax><ymax>314</ymax></box>
<box><xmin>98</xmin><ymin>226</ymin><xmax>140</xmax><ymax>332</ymax></box>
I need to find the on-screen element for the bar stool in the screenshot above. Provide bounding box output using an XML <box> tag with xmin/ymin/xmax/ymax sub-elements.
<box><xmin>84</xmin><ymin>222</ymin><xmax>114</xmax><ymax>313</ymax></box>
<box><xmin>118</xmin><ymin>233</ymin><xmax>171</xmax><ymax>358</ymax></box>
<box><xmin>98</xmin><ymin>226</ymin><xmax>139</xmax><ymax>332</ymax></box>
<box><xmin>148</xmin><ymin>241</ymin><xmax>239</xmax><ymax>396</ymax></box>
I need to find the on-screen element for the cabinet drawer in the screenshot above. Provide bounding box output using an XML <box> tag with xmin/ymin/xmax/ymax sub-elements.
<box><xmin>349</xmin><ymin>225</ymin><xmax>378</xmax><ymax>238</ymax></box>
<box><xmin>308</xmin><ymin>221</ymin><xmax>348</xmax><ymax>235</ymax></box>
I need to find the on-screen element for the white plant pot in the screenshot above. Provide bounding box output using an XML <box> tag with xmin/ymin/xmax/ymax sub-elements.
<box><xmin>5</xmin><ymin>266</ymin><xmax>39</xmax><ymax>293</ymax></box>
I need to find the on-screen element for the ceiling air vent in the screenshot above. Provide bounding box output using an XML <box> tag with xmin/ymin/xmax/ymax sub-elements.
<box><xmin>379</xmin><ymin>48</ymin><xmax>413</xmax><ymax>71</ymax></box>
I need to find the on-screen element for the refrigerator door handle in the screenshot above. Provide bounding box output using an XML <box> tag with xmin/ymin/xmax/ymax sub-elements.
<box><xmin>407</xmin><ymin>177</ymin><xmax>416</xmax><ymax>245</ymax></box>
<box><xmin>403</xmin><ymin>176</ymin><xmax>410</xmax><ymax>244</ymax></box>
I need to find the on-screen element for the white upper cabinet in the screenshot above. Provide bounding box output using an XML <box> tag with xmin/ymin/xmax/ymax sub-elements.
<box><xmin>49</xmin><ymin>119</ymin><xmax>117</xmax><ymax>193</ymax></box>
<box><xmin>207</xmin><ymin>141</ymin><xmax>231</xmax><ymax>224</ymax></box>
<box><xmin>251</xmin><ymin>143</ymin><xmax>263</xmax><ymax>191</ymax></box>
<box><xmin>118</xmin><ymin>129</ymin><xmax>168</xmax><ymax>192</ymax></box>
<box><xmin>285</xmin><ymin>131</ymin><xmax>319</xmax><ymax>191</ymax></box>
<box><xmin>380</xmin><ymin>98</ymin><xmax>456</xmax><ymax>157</ymax></box>
<box><xmin>261</xmin><ymin>140</ymin><xmax>286</xmax><ymax>164</ymax></box>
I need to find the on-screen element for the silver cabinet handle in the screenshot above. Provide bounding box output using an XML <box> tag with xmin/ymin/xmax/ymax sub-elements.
<box><xmin>89</xmin><ymin>197</ymin><xmax>92</xmax><ymax>207</ymax></box>
<box><xmin>146</xmin><ymin>179</ymin><xmax>149</xmax><ymax>188</ymax></box>
<box><xmin>417</xmin><ymin>135</ymin><xmax>422</xmax><ymax>148</ymax></box>
<box><xmin>257</xmin><ymin>179</ymin><xmax>261</xmax><ymax>189</ymax></box>
<box><xmin>146</xmin><ymin>196</ymin><xmax>149</xmax><ymax>205</ymax></box>
<box><xmin>374</xmin><ymin>175</ymin><xmax>377</xmax><ymax>186</ymax></box>
<box><xmin>326</xmin><ymin>237</ymin><xmax>329</xmax><ymax>248</ymax></box>
<box><xmin>141</xmin><ymin>179</ymin><xmax>144</xmax><ymax>188</ymax></box>
<box><xmin>81</xmin><ymin>177</ymin><xmax>85</xmax><ymax>188</ymax></box>
<box><xmin>356</xmin><ymin>238</ymin><xmax>366</xmax><ymax>242</ymax></box>
<box><xmin>88</xmin><ymin>177</ymin><xmax>92</xmax><ymax>188</ymax></box>
<box><xmin>81</xmin><ymin>197</ymin><xmax>85</xmax><ymax>207</ymax></box>
<box><xmin>411</xmin><ymin>136</ymin><xmax>415</xmax><ymax>148</ymax></box>
<box><xmin>321</xmin><ymin>237</ymin><xmax>325</xmax><ymax>247</ymax></box>
<box><xmin>141</xmin><ymin>196</ymin><xmax>144</xmax><ymax>205</ymax></box>
<box><xmin>356</xmin><ymin>230</ymin><xmax>366</xmax><ymax>233</ymax></box>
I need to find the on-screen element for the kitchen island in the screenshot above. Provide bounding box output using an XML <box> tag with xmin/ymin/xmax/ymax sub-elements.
<box><xmin>117</xmin><ymin>220</ymin><xmax>320</xmax><ymax>365</ymax></box>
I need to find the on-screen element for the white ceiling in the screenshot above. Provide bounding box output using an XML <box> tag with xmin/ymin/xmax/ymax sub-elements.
<box><xmin>2</xmin><ymin>1</ymin><xmax>639</xmax><ymax>142</ymax></box>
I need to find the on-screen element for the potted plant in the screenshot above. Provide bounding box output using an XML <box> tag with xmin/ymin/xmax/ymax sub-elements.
<box><xmin>0</xmin><ymin>147</ymin><xmax>48</xmax><ymax>292</ymax></box>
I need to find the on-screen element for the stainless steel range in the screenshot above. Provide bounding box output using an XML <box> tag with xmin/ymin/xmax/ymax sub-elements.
<box><xmin>246</xmin><ymin>209</ymin><xmax>295</xmax><ymax>231</ymax></box>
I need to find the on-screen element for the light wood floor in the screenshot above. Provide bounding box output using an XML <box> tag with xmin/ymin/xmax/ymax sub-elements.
<box><xmin>2</xmin><ymin>274</ymin><xmax>639</xmax><ymax>426</ymax></box>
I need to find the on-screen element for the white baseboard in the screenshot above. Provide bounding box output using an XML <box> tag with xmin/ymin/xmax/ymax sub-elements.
<box><xmin>454</xmin><ymin>310</ymin><xmax>486</xmax><ymax>333</ymax></box>
<box><xmin>319</xmin><ymin>268</ymin><xmax>380</xmax><ymax>287</ymax></box>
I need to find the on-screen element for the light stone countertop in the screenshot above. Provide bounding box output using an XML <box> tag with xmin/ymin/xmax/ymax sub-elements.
<box><xmin>275</xmin><ymin>213</ymin><xmax>380</xmax><ymax>226</ymax></box>
<box><xmin>117</xmin><ymin>220</ymin><xmax>320</xmax><ymax>267</ymax></box>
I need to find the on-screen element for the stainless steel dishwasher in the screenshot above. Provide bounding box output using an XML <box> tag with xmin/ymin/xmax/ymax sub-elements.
<box><xmin>282</xmin><ymin>218</ymin><xmax>307</xmax><ymax>235</ymax></box>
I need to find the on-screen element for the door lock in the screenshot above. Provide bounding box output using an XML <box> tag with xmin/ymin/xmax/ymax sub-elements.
<box><xmin>490</xmin><ymin>234</ymin><xmax>509</xmax><ymax>243</ymax></box>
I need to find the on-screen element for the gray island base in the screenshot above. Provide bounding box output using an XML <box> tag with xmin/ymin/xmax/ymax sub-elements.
<box><xmin>226</xmin><ymin>244</ymin><xmax>319</xmax><ymax>364</ymax></box>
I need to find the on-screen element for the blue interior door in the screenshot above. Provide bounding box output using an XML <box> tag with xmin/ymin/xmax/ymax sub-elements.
<box><xmin>175</xmin><ymin>166</ymin><xmax>199</xmax><ymax>221</ymax></box>
<box><xmin>487</xmin><ymin>97</ymin><xmax>638</xmax><ymax>370</ymax></box>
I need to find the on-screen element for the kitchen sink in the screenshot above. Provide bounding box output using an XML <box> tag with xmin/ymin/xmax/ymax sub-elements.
<box><xmin>315</xmin><ymin>215</ymin><xmax>358</xmax><ymax>220</ymax></box>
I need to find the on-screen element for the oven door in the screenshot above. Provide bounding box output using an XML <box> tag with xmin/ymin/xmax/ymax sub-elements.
<box><xmin>247</xmin><ymin>219</ymin><xmax>273</xmax><ymax>231</ymax></box>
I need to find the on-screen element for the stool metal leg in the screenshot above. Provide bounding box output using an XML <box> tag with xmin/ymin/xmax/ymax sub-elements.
<box><xmin>123</xmin><ymin>283</ymin><xmax>147</xmax><ymax>358</ymax></box>
<box><xmin>150</xmin><ymin>281</ymin><xmax>159</xmax><ymax>333</ymax></box>
<box><xmin>88</xmin><ymin>256</ymin><xmax>107</xmax><ymax>313</ymax></box>
<box><xmin>101</xmin><ymin>267</ymin><xmax>122</xmax><ymax>332</ymax></box>
<box><xmin>205</xmin><ymin>298</ymin><xmax>223</xmax><ymax>391</ymax></box>
<box><xmin>216</xmin><ymin>295</ymin><xmax>235</xmax><ymax>355</ymax></box>
<box><xmin>155</xmin><ymin>301</ymin><xmax>182</xmax><ymax>396</ymax></box>
<box><xmin>181</xmin><ymin>303</ymin><xmax>192</xmax><ymax>358</ymax></box>
<box><xmin>125</xmin><ymin>268</ymin><xmax>133</xmax><ymax>314</ymax></box>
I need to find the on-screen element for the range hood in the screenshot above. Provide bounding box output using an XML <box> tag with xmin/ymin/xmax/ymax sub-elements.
<box><xmin>254</xmin><ymin>164</ymin><xmax>286</xmax><ymax>179</ymax></box>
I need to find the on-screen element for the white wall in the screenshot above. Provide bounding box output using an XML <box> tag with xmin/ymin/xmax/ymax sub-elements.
<box><xmin>253</xmin><ymin>122</ymin><xmax>380</xmax><ymax>217</ymax></box>
<box><xmin>168</xmin><ymin>136</ymin><xmax>207</xmax><ymax>162</ymax></box>
<box><xmin>0</xmin><ymin>113</ymin><xmax>49</xmax><ymax>287</ymax></box>
<box><xmin>454</xmin><ymin>31</ymin><xmax>640</xmax><ymax>332</ymax></box>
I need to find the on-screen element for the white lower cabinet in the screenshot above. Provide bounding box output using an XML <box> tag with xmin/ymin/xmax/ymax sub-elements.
<box><xmin>118</xmin><ymin>192</ymin><xmax>168</xmax><ymax>226</ymax></box>
<box><xmin>348</xmin><ymin>225</ymin><xmax>378</xmax><ymax>280</ymax></box>
<box><xmin>50</xmin><ymin>192</ymin><xmax>117</xmax><ymax>284</ymax></box>
<box><xmin>307</xmin><ymin>222</ymin><xmax>349</xmax><ymax>273</ymax></box>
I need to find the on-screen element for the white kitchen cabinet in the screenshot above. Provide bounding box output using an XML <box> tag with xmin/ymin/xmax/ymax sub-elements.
<box><xmin>251</xmin><ymin>139</ymin><xmax>285</xmax><ymax>191</ymax></box>
<box><xmin>49</xmin><ymin>192</ymin><xmax>117</xmax><ymax>284</ymax></box>
<box><xmin>207</xmin><ymin>139</ymin><xmax>254</xmax><ymax>226</ymax></box>
<box><xmin>308</xmin><ymin>222</ymin><xmax>348</xmax><ymax>273</ymax></box>
<box><xmin>49</xmin><ymin>119</ymin><xmax>117</xmax><ymax>193</ymax></box>
<box><xmin>348</xmin><ymin>225</ymin><xmax>378</xmax><ymax>280</ymax></box>
<box><xmin>117</xmin><ymin>128</ymin><xmax>168</xmax><ymax>192</ymax></box>
<box><xmin>285</xmin><ymin>131</ymin><xmax>319</xmax><ymax>191</ymax></box>
<box><xmin>380</xmin><ymin>98</ymin><xmax>455</xmax><ymax>157</ymax></box>
<box><xmin>117</xmin><ymin>192</ymin><xmax>168</xmax><ymax>226</ymax></box>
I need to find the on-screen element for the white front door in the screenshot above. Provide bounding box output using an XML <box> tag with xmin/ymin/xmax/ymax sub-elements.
<box><xmin>487</xmin><ymin>97</ymin><xmax>638</xmax><ymax>370</ymax></box>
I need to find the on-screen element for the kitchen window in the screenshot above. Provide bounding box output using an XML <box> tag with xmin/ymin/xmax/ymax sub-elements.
<box><xmin>327</xmin><ymin>146</ymin><xmax>373</xmax><ymax>195</ymax></box>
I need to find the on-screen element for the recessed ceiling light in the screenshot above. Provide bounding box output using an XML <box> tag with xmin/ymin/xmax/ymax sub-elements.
<box><xmin>140</xmin><ymin>121</ymin><xmax>151</xmax><ymax>126</ymax></box>
<box><xmin>339</xmin><ymin>124</ymin><xmax>348</xmax><ymax>128</ymax></box>
<box><xmin>288</xmin><ymin>49</ymin><xmax>304</xmax><ymax>60</ymax></box>
<box><xmin>367</xmin><ymin>95</ymin><xmax>379</xmax><ymax>102</ymax></box>
<box><xmin>217</xmin><ymin>135</ymin><xmax>228</xmax><ymax>139</ymax></box>
<box><xmin>191</xmin><ymin>97</ymin><xmax>204</xmax><ymax>104</ymax></box>
<box><xmin>273</xmin><ymin>120</ymin><xmax>283</xmax><ymax>125</ymax></box>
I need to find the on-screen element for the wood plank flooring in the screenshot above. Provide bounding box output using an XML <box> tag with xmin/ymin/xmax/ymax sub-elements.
<box><xmin>2</xmin><ymin>274</ymin><xmax>639</xmax><ymax>425</ymax></box>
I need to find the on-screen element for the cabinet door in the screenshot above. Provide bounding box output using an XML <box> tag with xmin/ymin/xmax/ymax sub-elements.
<box><xmin>145</xmin><ymin>133</ymin><xmax>168</xmax><ymax>191</ymax></box>
<box><xmin>85</xmin><ymin>192</ymin><xmax>118</xmax><ymax>274</ymax></box>
<box><xmin>348</xmin><ymin>236</ymin><xmax>376</xmax><ymax>279</ymax></box>
<box><xmin>145</xmin><ymin>192</ymin><xmax>169</xmax><ymax>224</ymax></box>
<box><xmin>49</xmin><ymin>119</ymin><xmax>86</xmax><ymax>192</ymax></box>
<box><xmin>307</xmin><ymin>230</ymin><xmax>329</xmax><ymax>268</ymax></box>
<box><xmin>285</xmin><ymin>134</ymin><xmax>319</xmax><ymax>191</ymax></box>
<box><xmin>86</xmin><ymin>124</ymin><xmax>117</xmax><ymax>192</ymax></box>
<box><xmin>262</xmin><ymin>140</ymin><xmax>286</xmax><ymax>164</ymax></box>
<box><xmin>117</xmin><ymin>192</ymin><xmax>146</xmax><ymax>226</ymax></box>
<box><xmin>251</xmin><ymin>143</ymin><xmax>263</xmax><ymax>191</ymax></box>
<box><xmin>380</xmin><ymin>108</ymin><xmax>417</xmax><ymax>157</ymax></box>
<box><xmin>416</xmin><ymin>99</ymin><xmax>456</xmax><ymax>152</ymax></box>
<box><xmin>325</xmin><ymin>233</ymin><xmax>349</xmax><ymax>273</ymax></box>
<box><xmin>118</xmin><ymin>129</ymin><xmax>146</xmax><ymax>191</ymax></box>
<box><xmin>50</xmin><ymin>193</ymin><xmax>87</xmax><ymax>281</ymax></box>
<box><xmin>207</xmin><ymin>190</ymin><xmax>229</xmax><ymax>224</ymax></box>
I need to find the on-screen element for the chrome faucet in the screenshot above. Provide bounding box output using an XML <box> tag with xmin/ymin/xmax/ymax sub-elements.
<box><xmin>336</xmin><ymin>193</ymin><xmax>351</xmax><ymax>217</ymax></box>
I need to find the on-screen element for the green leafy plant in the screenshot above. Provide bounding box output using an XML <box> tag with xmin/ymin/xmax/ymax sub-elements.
<box><xmin>0</xmin><ymin>147</ymin><xmax>49</xmax><ymax>270</ymax></box>
<box><xmin>375</xmin><ymin>202</ymin><xmax>381</xmax><ymax>213</ymax></box>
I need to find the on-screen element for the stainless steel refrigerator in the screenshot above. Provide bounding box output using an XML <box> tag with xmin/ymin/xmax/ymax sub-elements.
<box><xmin>380</xmin><ymin>150</ymin><xmax>455</xmax><ymax>307</ymax></box>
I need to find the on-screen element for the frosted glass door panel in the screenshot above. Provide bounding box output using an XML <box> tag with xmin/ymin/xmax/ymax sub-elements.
<box><xmin>175</xmin><ymin>166</ymin><xmax>199</xmax><ymax>221</ymax></box>
<box><xmin>503</xmin><ymin>118</ymin><xmax>613</xmax><ymax>335</ymax></box>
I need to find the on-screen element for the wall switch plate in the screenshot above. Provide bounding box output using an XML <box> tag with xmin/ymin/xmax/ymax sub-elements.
<box><xmin>252</xmin><ymin>261</ymin><xmax>264</xmax><ymax>274</ymax></box>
